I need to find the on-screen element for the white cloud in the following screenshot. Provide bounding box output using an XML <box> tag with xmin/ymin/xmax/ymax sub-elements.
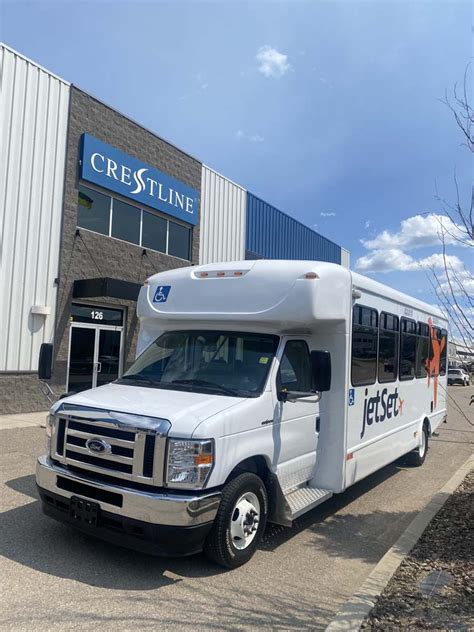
<box><xmin>235</xmin><ymin>130</ymin><xmax>264</xmax><ymax>143</ymax></box>
<box><xmin>355</xmin><ymin>249</ymin><xmax>465</xmax><ymax>274</ymax></box>
<box><xmin>361</xmin><ymin>214</ymin><xmax>467</xmax><ymax>251</ymax></box>
<box><xmin>365</xmin><ymin>220</ymin><xmax>371</xmax><ymax>229</ymax></box>
<box><xmin>256</xmin><ymin>45</ymin><xmax>290</xmax><ymax>78</ymax></box>
<box><xmin>438</xmin><ymin>269</ymin><xmax>474</xmax><ymax>296</ymax></box>
<box><xmin>320</xmin><ymin>211</ymin><xmax>336</xmax><ymax>217</ymax></box>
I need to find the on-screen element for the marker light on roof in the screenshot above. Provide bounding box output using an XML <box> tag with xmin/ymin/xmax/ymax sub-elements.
<box><xmin>233</xmin><ymin>271</ymin><xmax>243</xmax><ymax>276</ymax></box>
<box><xmin>304</xmin><ymin>272</ymin><xmax>319</xmax><ymax>279</ymax></box>
<box><xmin>198</xmin><ymin>272</ymin><xmax>209</xmax><ymax>278</ymax></box>
<box><xmin>217</xmin><ymin>272</ymin><xmax>225</xmax><ymax>277</ymax></box>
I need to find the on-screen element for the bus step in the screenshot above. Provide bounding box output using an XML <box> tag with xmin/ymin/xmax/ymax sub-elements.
<box><xmin>285</xmin><ymin>485</ymin><xmax>333</xmax><ymax>520</ymax></box>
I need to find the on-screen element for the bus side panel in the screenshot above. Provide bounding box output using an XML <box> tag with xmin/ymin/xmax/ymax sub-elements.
<box><xmin>344</xmin><ymin>290</ymin><xmax>448</xmax><ymax>490</ymax></box>
<box><xmin>345</xmin><ymin>419</ymin><xmax>420</xmax><ymax>486</ymax></box>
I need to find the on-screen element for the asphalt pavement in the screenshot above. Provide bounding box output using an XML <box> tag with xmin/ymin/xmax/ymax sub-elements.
<box><xmin>0</xmin><ymin>387</ymin><xmax>472</xmax><ymax>631</ymax></box>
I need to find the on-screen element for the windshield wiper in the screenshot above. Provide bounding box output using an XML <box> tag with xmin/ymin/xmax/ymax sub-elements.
<box><xmin>171</xmin><ymin>379</ymin><xmax>240</xmax><ymax>397</ymax></box>
<box><xmin>119</xmin><ymin>373</ymin><xmax>159</xmax><ymax>386</ymax></box>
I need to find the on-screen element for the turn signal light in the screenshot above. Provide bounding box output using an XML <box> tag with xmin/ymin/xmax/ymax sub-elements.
<box><xmin>194</xmin><ymin>454</ymin><xmax>213</xmax><ymax>466</ymax></box>
<box><xmin>304</xmin><ymin>272</ymin><xmax>319</xmax><ymax>279</ymax></box>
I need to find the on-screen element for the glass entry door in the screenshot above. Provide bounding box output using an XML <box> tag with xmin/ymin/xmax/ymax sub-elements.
<box><xmin>67</xmin><ymin>324</ymin><xmax>123</xmax><ymax>393</ymax></box>
<box><xmin>68</xmin><ymin>327</ymin><xmax>96</xmax><ymax>392</ymax></box>
<box><xmin>96</xmin><ymin>329</ymin><xmax>121</xmax><ymax>387</ymax></box>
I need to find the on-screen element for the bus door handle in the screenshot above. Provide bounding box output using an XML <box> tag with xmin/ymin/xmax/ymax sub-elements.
<box><xmin>95</xmin><ymin>362</ymin><xmax>102</xmax><ymax>373</ymax></box>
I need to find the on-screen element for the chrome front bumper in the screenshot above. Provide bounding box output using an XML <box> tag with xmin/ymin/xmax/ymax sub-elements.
<box><xmin>36</xmin><ymin>455</ymin><xmax>221</xmax><ymax>527</ymax></box>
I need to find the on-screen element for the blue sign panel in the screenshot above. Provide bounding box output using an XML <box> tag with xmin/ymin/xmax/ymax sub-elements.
<box><xmin>153</xmin><ymin>285</ymin><xmax>171</xmax><ymax>303</ymax></box>
<box><xmin>80</xmin><ymin>134</ymin><xmax>198</xmax><ymax>226</ymax></box>
<box><xmin>348</xmin><ymin>388</ymin><xmax>355</xmax><ymax>406</ymax></box>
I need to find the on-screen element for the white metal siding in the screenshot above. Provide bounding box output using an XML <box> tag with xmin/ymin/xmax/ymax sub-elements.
<box><xmin>199</xmin><ymin>166</ymin><xmax>246</xmax><ymax>264</ymax></box>
<box><xmin>0</xmin><ymin>45</ymin><xmax>70</xmax><ymax>371</ymax></box>
<box><xmin>341</xmin><ymin>247</ymin><xmax>350</xmax><ymax>269</ymax></box>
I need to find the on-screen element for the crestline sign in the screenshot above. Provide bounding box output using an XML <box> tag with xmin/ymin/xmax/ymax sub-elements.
<box><xmin>79</xmin><ymin>134</ymin><xmax>199</xmax><ymax>225</ymax></box>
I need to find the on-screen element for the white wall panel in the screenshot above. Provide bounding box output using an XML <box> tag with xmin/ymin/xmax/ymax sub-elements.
<box><xmin>199</xmin><ymin>166</ymin><xmax>246</xmax><ymax>264</ymax></box>
<box><xmin>0</xmin><ymin>45</ymin><xmax>70</xmax><ymax>371</ymax></box>
<box><xmin>341</xmin><ymin>248</ymin><xmax>350</xmax><ymax>269</ymax></box>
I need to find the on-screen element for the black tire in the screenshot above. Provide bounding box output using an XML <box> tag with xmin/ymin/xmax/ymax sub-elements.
<box><xmin>204</xmin><ymin>472</ymin><xmax>268</xmax><ymax>569</ymax></box>
<box><xmin>406</xmin><ymin>423</ymin><xmax>429</xmax><ymax>467</ymax></box>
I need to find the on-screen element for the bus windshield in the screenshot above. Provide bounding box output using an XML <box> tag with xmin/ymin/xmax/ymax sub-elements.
<box><xmin>118</xmin><ymin>330</ymin><xmax>279</xmax><ymax>397</ymax></box>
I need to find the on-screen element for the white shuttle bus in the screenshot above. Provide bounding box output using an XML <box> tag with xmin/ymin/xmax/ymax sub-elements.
<box><xmin>36</xmin><ymin>260</ymin><xmax>448</xmax><ymax>568</ymax></box>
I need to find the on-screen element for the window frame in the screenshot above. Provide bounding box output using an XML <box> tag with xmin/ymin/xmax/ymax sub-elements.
<box><xmin>76</xmin><ymin>182</ymin><xmax>193</xmax><ymax>261</ymax></box>
<box><xmin>351</xmin><ymin>304</ymin><xmax>379</xmax><ymax>387</ymax></box>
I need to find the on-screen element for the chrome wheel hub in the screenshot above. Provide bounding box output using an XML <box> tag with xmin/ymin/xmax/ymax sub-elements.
<box><xmin>230</xmin><ymin>492</ymin><xmax>260</xmax><ymax>550</ymax></box>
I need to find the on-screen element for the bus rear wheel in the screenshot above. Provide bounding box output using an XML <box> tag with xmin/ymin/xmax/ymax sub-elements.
<box><xmin>407</xmin><ymin>423</ymin><xmax>428</xmax><ymax>467</ymax></box>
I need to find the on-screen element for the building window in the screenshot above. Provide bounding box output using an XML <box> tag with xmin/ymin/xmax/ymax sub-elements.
<box><xmin>77</xmin><ymin>185</ymin><xmax>111</xmax><ymax>236</ymax></box>
<box><xmin>378</xmin><ymin>312</ymin><xmax>399</xmax><ymax>383</ymax></box>
<box><xmin>400</xmin><ymin>318</ymin><xmax>417</xmax><ymax>380</ymax></box>
<box><xmin>416</xmin><ymin>322</ymin><xmax>430</xmax><ymax>378</ymax></box>
<box><xmin>142</xmin><ymin>210</ymin><xmax>167</xmax><ymax>253</ymax></box>
<box><xmin>111</xmin><ymin>199</ymin><xmax>141</xmax><ymax>245</ymax></box>
<box><xmin>76</xmin><ymin>184</ymin><xmax>192</xmax><ymax>260</ymax></box>
<box><xmin>351</xmin><ymin>305</ymin><xmax>378</xmax><ymax>386</ymax></box>
<box><xmin>168</xmin><ymin>221</ymin><xmax>191</xmax><ymax>260</ymax></box>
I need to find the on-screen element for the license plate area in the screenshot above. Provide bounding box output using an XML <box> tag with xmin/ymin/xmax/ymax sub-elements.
<box><xmin>70</xmin><ymin>495</ymin><xmax>100</xmax><ymax>526</ymax></box>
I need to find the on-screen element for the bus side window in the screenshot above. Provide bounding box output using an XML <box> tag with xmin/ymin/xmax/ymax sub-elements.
<box><xmin>415</xmin><ymin>322</ymin><xmax>430</xmax><ymax>378</ymax></box>
<box><xmin>439</xmin><ymin>329</ymin><xmax>447</xmax><ymax>375</ymax></box>
<box><xmin>400</xmin><ymin>317</ymin><xmax>416</xmax><ymax>380</ymax></box>
<box><xmin>378</xmin><ymin>312</ymin><xmax>399</xmax><ymax>383</ymax></box>
<box><xmin>351</xmin><ymin>305</ymin><xmax>378</xmax><ymax>387</ymax></box>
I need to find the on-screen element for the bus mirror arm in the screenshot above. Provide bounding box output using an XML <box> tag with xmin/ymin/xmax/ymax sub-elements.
<box><xmin>279</xmin><ymin>390</ymin><xmax>322</xmax><ymax>403</ymax></box>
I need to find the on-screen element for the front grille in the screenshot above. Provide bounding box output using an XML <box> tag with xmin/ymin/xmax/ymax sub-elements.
<box><xmin>65</xmin><ymin>449</ymin><xmax>133</xmax><ymax>473</ymax></box>
<box><xmin>52</xmin><ymin>412</ymin><xmax>165</xmax><ymax>486</ymax></box>
<box><xmin>68</xmin><ymin>419</ymin><xmax>134</xmax><ymax>441</ymax></box>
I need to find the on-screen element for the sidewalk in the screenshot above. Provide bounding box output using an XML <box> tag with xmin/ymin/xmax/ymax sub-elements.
<box><xmin>0</xmin><ymin>411</ymin><xmax>48</xmax><ymax>430</ymax></box>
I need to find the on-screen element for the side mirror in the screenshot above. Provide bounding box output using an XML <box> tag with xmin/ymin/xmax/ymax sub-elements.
<box><xmin>38</xmin><ymin>343</ymin><xmax>53</xmax><ymax>380</ymax></box>
<box><xmin>311</xmin><ymin>350</ymin><xmax>331</xmax><ymax>392</ymax></box>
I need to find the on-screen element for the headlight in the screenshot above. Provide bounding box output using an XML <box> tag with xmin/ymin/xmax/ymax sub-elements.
<box><xmin>166</xmin><ymin>439</ymin><xmax>214</xmax><ymax>488</ymax></box>
<box><xmin>46</xmin><ymin>414</ymin><xmax>55</xmax><ymax>451</ymax></box>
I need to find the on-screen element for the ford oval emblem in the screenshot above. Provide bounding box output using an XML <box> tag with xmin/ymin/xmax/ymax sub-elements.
<box><xmin>85</xmin><ymin>438</ymin><xmax>112</xmax><ymax>455</ymax></box>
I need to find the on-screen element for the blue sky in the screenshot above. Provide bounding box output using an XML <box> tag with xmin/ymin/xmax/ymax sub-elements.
<box><xmin>2</xmin><ymin>0</ymin><xmax>472</xmax><ymax>304</ymax></box>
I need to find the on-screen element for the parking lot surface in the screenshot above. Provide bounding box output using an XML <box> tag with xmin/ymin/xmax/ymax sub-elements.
<box><xmin>1</xmin><ymin>387</ymin><xmax>472</xmax><ymax>631</ymax></box>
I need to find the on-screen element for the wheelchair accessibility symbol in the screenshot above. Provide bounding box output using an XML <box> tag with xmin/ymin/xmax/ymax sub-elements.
<box><xmin>153</xmin><ymin>285</ymin><xmax>171</xmax><ymax>303</ymax></box>
<box><xmin>348</xmin><ymin>388</ymin><xmax>355</xmax><ymax>406</ymax></box>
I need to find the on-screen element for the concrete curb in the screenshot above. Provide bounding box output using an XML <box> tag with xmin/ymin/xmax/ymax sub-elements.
<box><xmin>325</xmin><ymin>454</ymin><xmax>474</xmax><ymax>631</ymax></box>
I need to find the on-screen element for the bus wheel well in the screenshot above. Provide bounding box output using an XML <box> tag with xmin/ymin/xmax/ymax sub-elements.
<box><xmin>226</xmin><ymin>456</ymin><xmax>271</xmax><ymax>486</ymax></box>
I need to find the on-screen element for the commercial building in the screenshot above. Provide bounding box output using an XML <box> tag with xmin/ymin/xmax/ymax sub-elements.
<box><xmin>0</xmin><ymin>44</ymin><xmax>349</xmax><ymax>413</ymax></box>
